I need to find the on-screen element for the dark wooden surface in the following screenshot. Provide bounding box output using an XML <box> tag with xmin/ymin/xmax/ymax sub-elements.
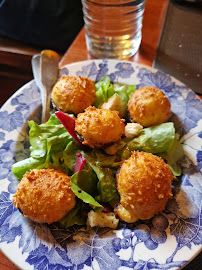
<box><xmin>0</xmin><ymin>37</ymin><xmax>38</xmax><ymax>108</ymax></box>
<box><xmin>0</xmin><ymin>36</ymin><xmax>62</xmax><ymax>108</ymax></box>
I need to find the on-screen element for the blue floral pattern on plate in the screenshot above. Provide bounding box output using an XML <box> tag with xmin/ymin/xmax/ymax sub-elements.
<box><xmin>0</xmin><ymin>60</ymin><xmax>201</xmax><ymax>270</ymax></box>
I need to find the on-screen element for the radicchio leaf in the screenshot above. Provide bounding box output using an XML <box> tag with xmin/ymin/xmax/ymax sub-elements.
<box><xmin>55</xmin><ymin>111</ymin><xmax>82</xmax><ymax>147</ymax></box>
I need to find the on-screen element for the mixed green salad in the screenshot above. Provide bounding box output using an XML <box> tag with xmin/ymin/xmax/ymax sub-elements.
<box><xmin>12</xmin><ymin>76</ymin><xmax>184</xmax><ymax>228</ymax></box>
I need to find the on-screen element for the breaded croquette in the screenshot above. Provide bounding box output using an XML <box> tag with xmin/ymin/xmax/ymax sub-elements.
<box><xmin>51</xmin><ymin>75</ymin><xmax>96</xmax><ymax>114</ymax></box>
<box><xmin>75</xmin><ymin>106</ymin><xmax>125</xmax><ymax>148</ymax></box>
<box><xmin>128</xmin><ymin>86</ymin><xmax>171</xmax><ymax>127</ymax></box>
<box><xmin>12</xmin><ymin>169</ymin><xmax>76</xmax><ymax>224</ymax></box>
<box><xmin>116</xmin><ymin>151</ymin><xmax>174</xmax><ymax>221</ymax></box>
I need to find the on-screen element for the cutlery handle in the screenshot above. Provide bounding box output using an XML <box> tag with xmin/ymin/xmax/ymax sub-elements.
<box><xmin>41</xmin><ymin>85</ymin><xmax>52</xmax><ymax>123</ymax></box>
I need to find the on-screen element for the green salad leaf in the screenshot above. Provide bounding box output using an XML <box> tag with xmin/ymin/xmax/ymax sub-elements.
<box><xmin>121</xmin><ymin>122</ymin><xmax>175</xmax><ymax>160</ymax></box>
<box><xmin>71</xmin><ymin>172</ymin><xmax>103</xmax><ymax>212</ymax></box>
<box><xmin>94</xmin><ymin>149</ymin><xmax>121</xmax><ymax>168</ymax></box>
<box><xmin>94</xmin><ymin>166</ymin><xmax>119</xmax><ymax>203</ymax></box>
<box><xmin>112</xmin><ymin>83</ymin><xmax>136</xmax><ymax>104</ymax></box>
<box><xmin>120</xmin><ymin>122</ymin><xmax>184</xmax><ymax>176</ymax></box>
<box><xmin>94</xmin><ymin>76</ymin><xmax>136</xmax><ymax>108</ymax></box>
<box><xmin>94</xmin><ymin>76</ymin><xmax>113</xmax><ymax>107</ymax></box>
<box><xmin>62</xmin><ymin>141</ymin><xmax>81</xmax><ymax>171</ymax></box>
<box><xmin>82</xmin><ymin>151</ymin><xmax>119</xmax><ymax>203</ymax></box>
<box><xmin>75</xmin><ymin>166</ymin><xmax>98</xmax><ymax>196</ymax></box>
<box><xmin>12</xmin><ymin>114</ymin><xmax>73</xmax><ymax>179</ymax></box>
<box><xmin>12</xmin><ymin>157</ymin><xmax>46</xmax><ymax>180</ymax></box>
<box><xmin>59</xmin><ymin>200</ymin><xmax>86</xmax><ymax>228</ymax></box>
<box><xmin>159</xmin><ymin>138</ymin><xmax>184</xmax><ymax>176</ymax></box>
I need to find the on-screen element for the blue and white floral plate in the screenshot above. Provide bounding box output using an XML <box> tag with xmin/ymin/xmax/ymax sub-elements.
<box><xmin>0</xmin><ymin>59</ymin><xmax>201</xmax><ymax>270</ymax></box>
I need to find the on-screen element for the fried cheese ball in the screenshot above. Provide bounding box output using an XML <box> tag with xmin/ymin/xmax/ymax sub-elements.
<box><xmin>12</xmin><ymin>169</ymin><xmax>76</xmax><ymax>224</ymax></box>
<box><xmin>51</xmin><ymin>75</ymin><xmax>96</xmax><ymax>114</ymax></box>
<box><xmin>128</xmin><ymin>86</ymin><xmax>171</xmax><ymax>127</ymax></box>
<box><xmin>75</xmin><ymin>106</ymin><xmax>125</xmax><ymax>148</ymax></box>
<box><xmin>116</xmin><ymin>151</ymin><xmax>174</xmax><ymax>221</ymax></box>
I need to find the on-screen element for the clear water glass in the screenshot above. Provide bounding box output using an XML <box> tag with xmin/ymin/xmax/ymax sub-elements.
<box><xmin>82</xmin><ymin>0</ymin><xmax>146</xmax><ymax>59</ymax></box>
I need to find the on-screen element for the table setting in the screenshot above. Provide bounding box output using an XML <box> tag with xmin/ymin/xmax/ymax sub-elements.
<box><xmin>0</xmin><ymin>1</ymin><xmax>201</xmax><ymax>269</ymax></box>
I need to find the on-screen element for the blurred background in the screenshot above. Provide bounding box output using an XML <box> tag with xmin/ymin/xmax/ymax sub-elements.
<box><xmin>0</xmin><ymin>0</ymin><xmax>84</xmax><ymax>107</ymax></box>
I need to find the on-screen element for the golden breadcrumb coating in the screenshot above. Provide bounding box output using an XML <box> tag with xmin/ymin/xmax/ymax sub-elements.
<box><xmin>12</xmin><ymin>169</ymin><xmax>76</xmax><ymax>224</ymax></box>
<box><xmin>116</xmin><ymin>204</ymin><xmax>138</xmax><ymax>223</ymax></box>
<box><xmin>51</xmin><ymin>75</ymin><xmax>96</xmax><ymax>114</ymax></box>
<box><xmin>75</xmin><ymin>106</ymin><xmax>125</xmax><ymax>148</ymax></box>
<box><xmin>128</xmin><ymin>86</ymin><xmax>171</xmax><ymax>127</ymax></box>
<box><xmin>116</xmin><ymin>151</ymin><xmax>174</xmax><ymax>220</ymax></box>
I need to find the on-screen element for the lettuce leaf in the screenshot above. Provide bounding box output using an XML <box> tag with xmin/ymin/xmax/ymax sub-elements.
<box><xmin>94</xmin><ymin>150</ymin><xmax>121</xmax><ymax>168</ymax></box>
<box><xmin>94</xmin><ymin>76</ymin><xmax>136</xmax><ymax>108</ymax></box>
<box><xmin>12</xmin><ymin>157</ymin><xmax>46</xmax><ymax>180</ymax></box>
<box><xmin>120</xmin><ymin>122</ymin><xmax>184</xmax><ymax>176</ymax></box>
<box><xmin>62</xmin><ymin>141</ymin><xmax>81</xmax><ymax>171</ymax></box>
<box><xmin>94</xmin><ymin>76</ymin><xmax>113</xmax><ymax>107</ymax></box>
<box><xmin>121</xmin><ymin>122</ymin><xmax>175</xmax><ymax>160</ymax></box>
<box><xmin>70</xmin><ymin>172</ymin><xmax>103</xmax><ymax>212</ymax></box>
<box><xmin>82</xmin><ymin>151</ymin><xmax>118</xmax><ymax>202</ymax></box>
<box><xmin>59</xmin><ymin>200</ymin><xmax>86</xmax><ymax>228</ymax></box>
<box><xmin>159</xmin><ymin>138</ymin><xmax>184</xmax><ymax>176</ymax></box>
<box><xmin>93</xmin><ymin>166</ymin><xmax>119</xmax><ymax>203</ymax></box>
<box><xmin>75</xmin><ymin>167</ymin><xmax>98</xmax><ymax>196</ymax></box>
<box><xmin>112</xmin><ymin>83</ymin><xmax>136</xmax><ymax>104</ymax></box>
<box><xmin>12</xmin><ymin>114</ymin><xmax>73</xmax><ymax>179</ymax></box>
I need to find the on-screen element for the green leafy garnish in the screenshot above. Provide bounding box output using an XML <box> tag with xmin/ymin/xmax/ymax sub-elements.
<box><xmin>59</xmin><ymin>200</ymin><xmax>86</xmax><ymax>228</ymax></box>
<box><xmin>94</xmin><ymin>76</ymin><xmax>135</xmax><ymax>108</ymax></box>
<box><xmin>70</xmin><ymin>172</ymin><xmax>103</xmax><ymax>212</ymax></box>
<box><xmin>121</xmin><ymin>122</ymin><xmax>175</xmax><ymax>160</ymax></box>
<box><xmin>12</xmin><ymin>114</ymin><xmax>73</xmax><ymax>179</ymax></box>
<box><xmin>82</xmin><ymin>151</ymin><xmax>119</xmax><ymax>202</ymax></box>
<box><xmin>159</xmin><ymin>138</ymin><xmax>184</xmax><ymax>176</ymax></box>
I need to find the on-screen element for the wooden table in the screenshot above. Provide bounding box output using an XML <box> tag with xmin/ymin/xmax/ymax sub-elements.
<box><xmin>0</xmin><ymin>0</ymin><xmax>201</xmax><ymax>269</ymax></box>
